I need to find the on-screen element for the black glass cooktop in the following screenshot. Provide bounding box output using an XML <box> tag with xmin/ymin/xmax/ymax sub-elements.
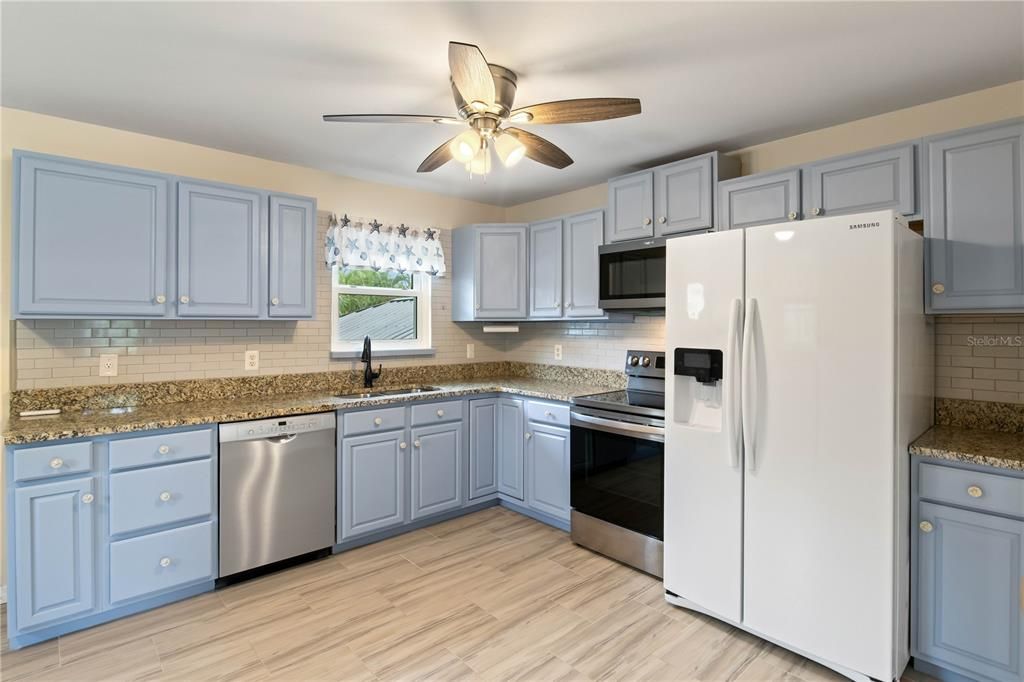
<box><xmin>572</xmin><ymin>389</ymin><xmax>665</xmax><ymax>417</ymax></box>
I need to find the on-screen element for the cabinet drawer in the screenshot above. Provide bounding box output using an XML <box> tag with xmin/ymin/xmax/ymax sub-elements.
<box><xmin>343</xmin><ymin>406</ymin><xmax>406</xmax><ymax>436</ymax></box>
<box><xmin>13</xmin><ymin>441</ymin><xmax>93</xmax><ymax>482</ymax></box>
<box><xmin>526</xmin><ymin>400</ymin><xmax>570</xmax><ymax>427</ymax></box>
<box><xmin>109</xmin><ymin>459</ymin><xmax>213</xmax><ymax>536</ymax></box>
<box><xmin>109</xmin><ymin>428</ymin><xmax>214</xmax><ymax>471</ymax></box>
<box><xmin>411</xmin><ymin>400</ymin><xmax>462</xmax><ymax>426</ymax></box>
<box><xmin>109</xmin><ymin>521</ymin><xmax>214</xmax><ymax>604</ymax></box>
<box><xmin>919</xmin><ymin>463</ymin><xmax>1024</xmax><ymax>518</ymax></box>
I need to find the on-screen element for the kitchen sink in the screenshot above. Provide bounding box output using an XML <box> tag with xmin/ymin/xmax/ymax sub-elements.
<box><xmin>335</xmin><ymin>386</ymin><xmax>443</xmax><ymax>399</ymax></box>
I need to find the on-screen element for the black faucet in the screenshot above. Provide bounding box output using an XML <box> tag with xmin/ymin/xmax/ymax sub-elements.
<box><xmin>361</xmin><ymin>335</ymin><xmax>382</xmax><ymax>388</ymax></box>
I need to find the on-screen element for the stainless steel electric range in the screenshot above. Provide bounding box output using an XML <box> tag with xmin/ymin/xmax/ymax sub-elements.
<box><xmin>569</xmin><ymin>350</ymin><xmax>665</xmax><ymax>577</ymax></box>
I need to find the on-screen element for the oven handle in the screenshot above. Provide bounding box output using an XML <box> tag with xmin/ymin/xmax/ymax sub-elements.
<box><xmin>570</xmin><ymin>413</ymin><xmax>665</xmax><ymax>442</ymax></box>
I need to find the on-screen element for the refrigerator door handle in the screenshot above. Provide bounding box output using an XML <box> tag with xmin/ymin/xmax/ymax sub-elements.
<box><xmin>728</xmin><ymin>297</ymin><xmax>743</xmax><ymax>469</ymax></box>
<box><xmin>741</xmin><ymin>297</ymin><xmax>758</xmax><ymax>471</ymax></box>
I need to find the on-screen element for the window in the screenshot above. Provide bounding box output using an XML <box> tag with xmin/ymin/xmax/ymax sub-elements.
<box><xmin>331</xmin><ymin>267</ymin><xmax>432</xmax><ymax>355</ymax></box>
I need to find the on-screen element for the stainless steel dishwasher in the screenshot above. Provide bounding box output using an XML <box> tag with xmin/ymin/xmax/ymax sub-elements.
<box><xmin>218</xmin><ymin>412</ymin><xmax>336</xmax><ymax>578</ymax></box>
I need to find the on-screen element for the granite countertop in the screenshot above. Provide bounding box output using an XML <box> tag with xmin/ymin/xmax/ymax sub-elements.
<box><xmin>910</xmin><ymin>425</ymin><xmax>1024</xmax><ymax>472</ymax></box>
<box><xmin>3</xmin><ymin>378</ymin><xmax>612</xmax><ymax>445</ymax></box>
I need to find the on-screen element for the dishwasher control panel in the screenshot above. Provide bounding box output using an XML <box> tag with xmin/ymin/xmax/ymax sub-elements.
<box><xmin>219</xmin><ymin>412</ymin><xmax>337</xmax><ymax>443</ymax></box>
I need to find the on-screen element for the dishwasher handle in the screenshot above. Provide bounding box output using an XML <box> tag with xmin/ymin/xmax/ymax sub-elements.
<box><xmin>266</xmin><ymin>434</ymin><xmax>298</xmax><ymax>444</ymax></box>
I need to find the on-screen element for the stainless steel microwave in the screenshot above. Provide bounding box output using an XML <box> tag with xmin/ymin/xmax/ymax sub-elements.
<box><xmin>598</xmin><ymin>237</ymin><xmax>666</xmax><ymax>310</ymax></box>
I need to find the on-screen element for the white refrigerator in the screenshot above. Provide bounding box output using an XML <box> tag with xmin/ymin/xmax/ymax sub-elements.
<box><xmin>664</xmin><ymin>210</ymin><xmax>933</xmax><ymax>681</ymax></box>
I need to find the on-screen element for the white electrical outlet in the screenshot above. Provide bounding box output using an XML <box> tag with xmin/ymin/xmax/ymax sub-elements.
<box><xmin>98</xmin><ymin>354</ymin><xmax>118</xmax><ymax>377</ymax></box>
<box><xmin>554</xmin><ymin>344</ymin><xmax>563</xmax><ymax>361</ymax></box>
<box><xmin>466</xmin><ymin>343</ymin><xmax>475</xmax><ymax>359</ymax></box>
<box><xmin>244</xmin><ymin>350</ymin><xmax>259</xmax><ymax>371</ymax></box>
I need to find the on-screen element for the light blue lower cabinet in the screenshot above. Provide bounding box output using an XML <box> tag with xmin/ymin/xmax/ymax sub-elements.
<box><xmin>468</xmin><ymin>398</ymin><xmax>499</xmax><ymax>500</ymax></box>
<box><xmin>339</xmin><ymin>429</ymin><xmax>406</xmax><ymax>541</ymax></box>
<box><xmin>525</xmin><ymin>422</ymin><xmax>571</xmax><ymax>522</ymax></box>
<box><xmin>109</xmin><ymin>521</ymin><xmax>215</xmax><ymax>604</ymax></box>
<box><xmin>497</xmin><ymin>398</ymin><xmax>526</xmax><ymax>500</ymax></box>
<box><xmin>410</xmin><ymin>422</ymin><xmax>463</xmax><ymax>520</ymax></box>
<box><xmin>13</xmin><ymin>476</ymin><xmax>97</xmax><ymax>630</ymax></box>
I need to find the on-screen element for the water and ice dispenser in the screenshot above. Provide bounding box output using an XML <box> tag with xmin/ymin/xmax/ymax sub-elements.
<box><xmin>672</xmin><ymin>348</ymin><xmax>724</xmax><ymax>429</ymax></box>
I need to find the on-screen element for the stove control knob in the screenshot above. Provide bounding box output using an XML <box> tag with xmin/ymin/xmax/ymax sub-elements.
<box><xmin>629</xmin><ymin>355</ymin><xmax>640</xmax><ymax>367</ymax></box>
<box><xmin>641</xmin><ymin>356</ymin><xmax>651</xmax><ymax>368</ymax></box>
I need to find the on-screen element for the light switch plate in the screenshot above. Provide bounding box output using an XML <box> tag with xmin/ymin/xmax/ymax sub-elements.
<box><xmin>466</xmin><ymin>343</ymin><xmax>475</xmax><ymax>359</ymax></box>
<box><xmin>244</xmin><ymin>350</ymin><xmax>259</xmax><ymax>371</ymax></box>
<box><xmin>554</xmin><ymin>344</ymin><xmax>563</xmax><ymax>361</ymax></box>
<box><xmin>98</xmin><ymin>354</ymin><xmax>118</xmax><ymax>377</ymax></box>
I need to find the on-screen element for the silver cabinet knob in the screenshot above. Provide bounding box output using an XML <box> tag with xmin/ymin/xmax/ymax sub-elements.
<box><xmin>787</xmin><ymin>211</ymin><xmax>798</xmax><ymax>221</ymax></box>
<box><xmin>553</xmin><ymin>300</ymin><xmax>560</xmax><ymax>307</ymax></box>
<box><xmin>414</xmin><ymin>439</ymin><xmax>422</xmax><ymax>448</ymax></box>
<box><xmin>658</xmin><ymin>216</ymin><xmax>667</xmax><ymax>224</ymax></box>
<box><xmin>525</xmin><ymin>432</ymin><xmax>532</xmax><ymax>440</ymax></box>
<box><xmin>155</xmin><ymin>295</ymin><xmax>166</xmax><ymax>304</ymax></box>
<box><xmin>475</xmin><ymin>304</ymin><xmax>481</xmax><ymax>311</ymax></box>
<box><xmin>179</xmin><ymin>295</ymin><xmax>190</xmax><ymax>304</ymax></box>
<box><xmin>49</xmin><ymin>457</ymin><xmax>64</xmax><ymax>469</ymax></box>
<box><xmin>81</xmin><ymin>493</ymin><xmax>94</xmax><ymax>504</ymax></box>
<box><xmin>399</xmin><ymin>441</ymin><xmax>407</xmax><ymax>450</ymax></box>
<box><xmin>932</xmin><ymin>283</ymin><xmax>945</xmax><ymax>295</ymax></box>
<box><xmin>568</xmin><ymin>302</ymin><xmax>574</xmax><ymax>310</ymax></box>
<box><xmin>158</xmin><ymin>445</ymin><xmax>170</xmax><ymax>455</ymax></box>
<box><xmin>159</xmin><ymin>491</ymin><xmax>172</xmax><ymax>502</ymax></box>
<box><xmin>373</xmin><ymin>417</ymin><xmax>383</xmax><ymax>426</ymax></box>
<box><xmin>919</xmin><ymin>521</ymin><xmax>934</xmax><ymax>533</ymax></box>
<box><xmin>546</xmin><ymin>411</ymin><xmax>554</xmax><ymax>418</ymax></box>
<box><xmin>159</xmin><ymin>557</ymin><xmax>172</xmax><ymax>568</ymax></box>
<box><xmin>643</xmin><ymin>217</ymin><xmax>652</xmax><ymax>226</ymax></box>
<box><xmin>271</xmin><ymin>297</ymin><xmax>279</xmax><ymax>306</ymax></box>
<box><xmin>967</xmin><ymin>485</ymin><xmax>983</xmax><ymax>498</ymax></box>
<box><xmin>812</xmin><ymin>207</ymin><xmax>823</xmax><ymax>216</ymax></box>
<box><xmin>436</xmin><ymin>409</ymin><xmax>445</xmax><ymax>417</ymax></box>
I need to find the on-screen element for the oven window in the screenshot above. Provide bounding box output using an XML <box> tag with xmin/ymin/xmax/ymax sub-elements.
<box><xmin>600</xmin><ymin>246</ymin><xmax>666</xmax><ymax>301</ymax></box>
<box><xmin>570</xmin><ymin>425</ymin><xmax>663</xmax><ymax>540</ymax></box>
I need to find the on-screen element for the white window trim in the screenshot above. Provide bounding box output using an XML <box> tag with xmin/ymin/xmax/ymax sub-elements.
<box><xmin>330</xmin><ymin>268</ymin><xmax>433</xmax><ymax>356</ymax></box>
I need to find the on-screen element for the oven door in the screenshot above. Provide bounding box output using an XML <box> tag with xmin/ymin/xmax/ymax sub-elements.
<box><xmin>570</xmin><ymin>411</ymin><xmax>664</xmax><ymax>540</ymax></box>
<box><xmin>598</xmin><ymin>239</ymin><xmax>666</xmax><ymax>309</ymax></box>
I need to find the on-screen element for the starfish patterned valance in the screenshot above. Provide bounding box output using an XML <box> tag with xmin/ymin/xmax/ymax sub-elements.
<box><xmin>324</xmin><ymin>213</ymin><xmax>447</xmax><ymax>277</ymax></box>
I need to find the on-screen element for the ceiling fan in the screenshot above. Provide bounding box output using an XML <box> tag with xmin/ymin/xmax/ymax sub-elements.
<box><xmin>323</xmin><ymin>41</ymin><xmax>641</xmax><ymax>175</ymax></box>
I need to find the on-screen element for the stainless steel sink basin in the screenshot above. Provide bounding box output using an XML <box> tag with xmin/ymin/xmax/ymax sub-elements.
<box><xmin>335</xmin><ymin>386</ymin><xmax>443</xmax><ymax>399</ymax></box>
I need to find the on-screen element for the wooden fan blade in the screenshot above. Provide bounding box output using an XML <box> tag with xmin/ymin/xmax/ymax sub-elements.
<box><xmin>323</xmin><ymin>114</ymin><xmax>461</xmax><ymax>124</ymax></box>
<box><xmin>417</xmin><ymin>137</ymin><xmax>455</xmax><ymax>173</ymax></box>
<box><xmin>448</xmin><ymin>42</ymin><xmax>496</xmax><ymax>108</ymax></box>
<box><xmin>505</xmin><ymin>128</ymin><xmax>573</xmax><ymax>169</ymax></box>
<box><xmin>509</xmin><ymin>98</ymin><xmax>641</xmax><ymax>124</ymax></box>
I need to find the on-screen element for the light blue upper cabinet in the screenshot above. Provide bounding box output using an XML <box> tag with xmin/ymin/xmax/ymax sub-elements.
<box><xmin>654</xmin><ymin>156</ymin><xmax>714</xmax><ymax>235</ymax></box>
<box><xmin>525</xmin><ymin>422</ymin><xmax>570</xmax><ymax>521</ymax></box>
<box><xmin>497</xmin><ymin>398</ymin><xmax>525</xmax><ymax>500</ymax></box>
<box><xmin>14</xmin><ymin>152</ymin><xmax>170</xmax><ymax>317</ymax></box>
<box><xmin>177</xmin><ymin>182</ymin><xmax>264</xmax><ymax>318</ymax></box>
<box><xmin>339</xmin><ymin>429</ymin><xmax>406</xmax><ymax>540</ymax></box>
<box><xmin>268</xmin><ymin>195</ymin><xmax>315</xmax><ymax>318</ymax></box>
<box><xmin>925</xmin><ymin>121</ymin><xmax>1024</xmax><ymax>312</ymax></box>
<box><xmin>410</xmin><ymin>422</ymin><xmax>463</xmax><ymax>520</ymax></box>
<box><xmin>607</xmin><ymin>171</ymin><xmax>655</xmax><ymax>243</ymax></box>
<box><xmin>14</xmin><ymin>476</ymin><xmax>97</xmax><ymax>630</ymax></box>
<box><xmin>475</xmin><ymin>225</ymin><xmax>528</xmax><ymax>319</ymax></box>
<box><xmin>718</xmin><ymin>169</ymin><xmax>802</xmax><ymax>230</ymax></box>
<box><xmin>803</xmin><ymin>143</ymin><xmax>917</xmax><ymax>219</ymax></box>
<box><xmin>529</xmin><ymin>219</ymin><xmax>564</xmax><ymax>318</ymax></box>
<box><xmin>563</xmin><ymin>210</ymin><xmax>604</xmax><ymax>318</ymax></box>
<box><xmin>468</xmin><ymin>398</ymin><xmax>499</xmax><ymax>500</ymax></box>
<box><xmin>916</xmin><ymin>501</ymin><xmax>1023</xmax><ymax>682</ymax></box>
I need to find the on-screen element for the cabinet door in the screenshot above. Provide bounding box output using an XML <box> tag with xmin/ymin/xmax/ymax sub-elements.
<box><xmin>177</xmin><ymin>181</ymin><xmax>264</xmax><ymax>317</ymax></box>
<box><xmin>926</xmin><ymin>122</ymin><xmax>1024</xmax><ymax>311</ymax></box>
<box><xmin>718</xmin><ymin>169</ymin><xmax>801</xmax><ymax>230</ymax></box>
<box><xmin>475</xmin><ymin>225</ymin><xmax>527</xmax><ymax>318</ymax></box>
<box><xmin>339</xmin><ymin>430</ymin><xmax>406</xmax><ymax>540</ymax></box>
<box><xmin>14</xmin><ymin>477</ymin><xmax>96</xmax><ymax>630</ymax></box>
<box><xmin>917</xmin><ymin>502</ymin><xmax>1023</xmax><ymax>682</ymax></box>
<box><xmin>268</xmin><ymin>195</ymin><xmax>315</xmax><ymax>318</ymax></box>
<box><xmin>411</xmin><ymin>422</ymin><xmax>463</xmax><ymax>519</ymax></box>
<box><xmin>803</xmin><ymin>144</ymin><xmax>916</xmax><ymax>219</ymax></box>
<box><xmin>529</xmin><ymin>219</ymin><xmax>564</xmax><ymax>318</ymax></box>
<box><xmin>655</xmin><ymin>156</ymin><xmax>714</xmax><ymax>235</ymax></box>
<box><xmin>497</xmin><ymin>398</ymin><xmax>525</xmax><ymax>500</ymax></box>
<box><xmin>15</xmin><ymin>154</ymin><xmax>169</xmax><ymax>317</ymax></box>
<box><xmin>607</xmin><ymin>171</ymin><xmax>654</xmax><ymax>242</ymax></box>
<box><xmin>468</xmin><ymin>399</ymin><xmax>499</xmax><ymax>499</ymax></box>
<box><xmin>526</xmin><ymin>423</ymin><xmax>570</xmax><ymax>521</ymax></box>
<box><xmin>563</xmin><ymin>210</ymin><xmax>604</xmax><ymax>318</ymax></box>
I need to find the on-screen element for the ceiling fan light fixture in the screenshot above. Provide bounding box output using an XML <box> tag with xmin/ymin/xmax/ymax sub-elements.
<box><xmin>449</xmin><ymin>128</ymin><xmax>482</xmax><ymax>164</ymax></box>
<box><xmin>466</xmin><ymin>145</ymin><xmax>492</xmax><ymax>176</ymax></box>
<box><xmin>470</xmin><ymin>100</ymin><xmax>489</xmax><ymax>112</ymax></box>
<box><xmin>494</xmin><ymin>133</ymin><xmax>526</xmax><ymax>167</ymax></box>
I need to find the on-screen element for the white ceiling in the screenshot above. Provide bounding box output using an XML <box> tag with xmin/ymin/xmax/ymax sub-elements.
<box><xmin>3</xmin><ymin>2</ymin><xmax>1022</xmax><ymax>206</ymax></box>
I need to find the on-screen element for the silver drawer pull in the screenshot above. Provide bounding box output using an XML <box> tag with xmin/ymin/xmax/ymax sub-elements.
<box><xmin>159</xmin><ymin>557</ymin><xmax>172</xmax><ymax>568</ymax></box>
<box><xmin>967</xmin><ymin>485</ymin><xmax>983</xmax><ymax>498</ymax></box>
<box><xmin>399</xmin><ymin>441</ymin><xmax>407</xmax><ymax>450</ymax></box>
<box><xmin>525</xmin><ymin>432</ymin><xmax>532</xmax><ymax>440</ymax></box>
<box><xmin>919</xmin><ymin>521</ymin><xmax>933</xmax><ymax>533</ymax></box>
<box><xmin>155</xmin><ymin>295</ymin><xmax>166</xmax><ymax>304</ymax></box>
<box><xmin>179</xmin><ymin>295</ymin><xmax>190</xmax><ymax>304</ymax></box>
<box><xmin>49</xmin><ymin>457</ymin><xmax>64</xmax><ymax>469</ymax></box>
<box><xmin>271</xmin><ymin>297</ymin><xmax>280</xmax><ymax>306</ymax></box>
<box><xmin>373</xmin><ymin>417</ymin><xmax>383</xmax><ymax>426</ymax></box>
<box><xmin>437</xmin><ymin>409</ymin><xmax>445</xmax><ymax>417</ymax></box>
<box><xmin>159</xmin><ymin>491</ymin><xmax>172</xmax><ymax>502</ymax></box>
<box><xmin>158</xmin><ymin>445</ymin><xmax>170</xmax><ymax>455</ymax></box>
<box><xmin>787</xmin><ymin>211</ymin><xmax>798</xmax><ymax>221</ymax></box>
<box><xmin>81</xmin><ymin>493</ymin><xmax>95</xmax><ymax>505</ymax></box>
<box><xmin>546</xmin><ymin>411</ymin><xmax>554</xmax><ymax>418</ymax></box>
<box><xmin>414</xmin><ymin>440</ymin><xmax>422</xmax><ymax>448</ymax></box>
